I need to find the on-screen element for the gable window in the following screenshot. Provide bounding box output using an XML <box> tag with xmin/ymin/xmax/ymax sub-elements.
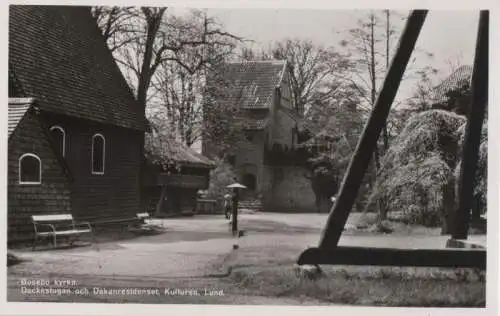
<box><xmin>246</xmin><ymin>132</ymin><xmax>254</xmax><ymax>142</ymax></box>
<box><xmin>19</xmin><ymin>153</ymin><xmax>42</xmax><ymax>184</ymax></box>
<box><xmin>227</xmin><ymin>155</ymin><xmax>236</xmax><ymax>166</ymax></box>
<box><xmin>92</xmin><ymin>133</ymin><xmax>105</xmax><ymax>175</ymax></box>
<box><xmin>49</xmin><ymin>125</ymin><xmax>65</xmax><ymax>157</ymax></box>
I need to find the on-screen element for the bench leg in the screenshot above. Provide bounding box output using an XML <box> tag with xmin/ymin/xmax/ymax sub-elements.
<box><xmin>32</xmin><ymin>235</ymin><xmax>37</xmax><ymax>251</ymax></box>
<box><xmin>53</xmin><ymin>234</ymin><xmax>57</xmax><ymax>248</ymax></box>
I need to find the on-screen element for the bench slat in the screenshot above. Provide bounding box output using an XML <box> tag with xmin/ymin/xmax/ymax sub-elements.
<box><xmin>36</xmin><ymin>230</ymin><xmax>89</xmax><ymax>235</ymax></box>
<box><xmin>32</xmin><ymin>214</ymin><xmax>73</xmax><ymax>222</ymax></box>
<box><xmin>54</xmin><ymin>229</ymin><xmax>91</xmax><ymax>235</ymax></box>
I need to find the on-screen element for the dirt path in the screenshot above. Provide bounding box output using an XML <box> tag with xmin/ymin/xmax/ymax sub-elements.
<box><xmin>7</xmin><ymin>213</ymin><xmax>483</xmax><ymax>306</ymax></box>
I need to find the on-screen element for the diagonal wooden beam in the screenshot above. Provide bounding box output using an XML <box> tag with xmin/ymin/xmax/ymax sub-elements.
<box><xmin>452</xmin><ymin>11</ymin><xmax>489</xmax><ymax>240</ymax></box>
<box><xmin>318</xmin><ymin>10</ymin><xmax>428</xmax><ymax>249</ymax></box>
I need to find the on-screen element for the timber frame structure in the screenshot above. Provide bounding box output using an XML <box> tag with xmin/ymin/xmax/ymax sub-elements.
<box><xmin>298</xmin><ymin>10</ymin><xmax>488</xmax><ymax>270</ymax></box>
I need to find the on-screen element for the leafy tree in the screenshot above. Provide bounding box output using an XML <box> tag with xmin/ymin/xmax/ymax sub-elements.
<box><xmin>206</xmin><ymin>157</ymin><xmax>238</xmax><ymax>201</ymax></box>
<box><xmin>201</xmin><ymin>65</ymin><xmax>252</xmax><ymax>159</ymax></box>
<box><xmin>372</xmin><ymin>63</ymin><xmax>487</xmax><ymax>230</ymax></box>
<box><xmin>303</xmin><ymin>94</ymin><xmax>366</xmax><ymax>213</ymax></box>
<box><xmin>367</xmin><ymin>110</ymin><xmax>466</xmax><ymax>228</ymax></box>
<box><xmin>251</xmin><ymin>39</ymin><xmax>365</xmax><ymax>212</ymax></box>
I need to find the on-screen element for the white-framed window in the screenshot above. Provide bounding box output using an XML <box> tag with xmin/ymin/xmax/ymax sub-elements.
<box><xmin>49</xmin><ymin>125</ymin><xmax>66</xmax><ymax>157</ymax></box>
<box><xmin>19</xmin><ymin>153</ymin><xmax>42</xmax><ymax>185</ymax></box>
<box><xmin>91</xmin><ymin>133</ymin><xmax>105</xmax><ymax>175</ymax></box>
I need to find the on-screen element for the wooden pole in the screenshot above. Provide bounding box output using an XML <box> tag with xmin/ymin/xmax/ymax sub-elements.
<box><xmin>319</xmin><ymin>10</ymin><xmax>428</xmax><ymax>249</ymax></box>
<box><xmin>232</xmin><ymin>188</ymin><xmax>239</xmax><ymax>236</ymax></box>
<box><xmin>155</xmin><ymin>186</ymin><xmax>168</xmax><ymax>217</ymax></box>
<box><xmin>452</xmin><ymin>11</ymin><xmax>489</xmax><ymax>240</ymax></box>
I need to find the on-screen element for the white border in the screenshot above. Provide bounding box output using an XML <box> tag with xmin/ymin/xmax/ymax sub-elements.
<box><xmin>2</xmin><ymin>1</ymin><xmax>499</xmax><ymax>316</ymax></box>
<box><xmin>18</xmin><ymin>153</ymin><xmax>42</xmax><ymax>185</ymax></box>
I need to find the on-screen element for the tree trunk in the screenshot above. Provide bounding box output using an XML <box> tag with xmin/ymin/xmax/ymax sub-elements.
<box><xmin>441</xmin><ymin>177</ymin><xmax>456</xmax><ymax>235</ymax></box>
<box><xmin>155</xmin><ymin>186</ymin><xmax>168</xmax><ymax>217</ymax></box>
<box><xmin>382</xmin><ymin>9</ymin><xmax>391</xmax><ymax>152</ymax></box>
<box><xmin>317</xmin><ymin>196</ymin><xmax>332</xmax><ymax>214</ymax></box>
<box><xmin>369</xmin><ymin>13</ymin><xmax>383</xmax><ymax>216</ymax></box>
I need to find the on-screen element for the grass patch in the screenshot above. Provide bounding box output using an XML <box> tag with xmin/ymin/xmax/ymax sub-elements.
<box><xmin>229</xmin><ymin>265</ymin><xmax>485</xmax><ymax>307</ymax></box>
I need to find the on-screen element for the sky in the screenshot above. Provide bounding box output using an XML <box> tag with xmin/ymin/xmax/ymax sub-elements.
<box><xmin>205</xmin><ymin>9</ymin><xmax>480</xmax><ymax>102</ymax></box>
<box><xmin>167</xmin><ymin>8</ymin><xmax>481</xmax><ymax>151</ymax></box>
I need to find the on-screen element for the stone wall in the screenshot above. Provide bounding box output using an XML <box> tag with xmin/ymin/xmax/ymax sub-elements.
<box><xmin>234</xmin><ymin>131</ymin><xmax>265</xmax><ymax>191</ymax></box>
<box><xmin>263</xmin><ymin>165</ymin><xmax>316</xmax><ymax>212</ymax></box>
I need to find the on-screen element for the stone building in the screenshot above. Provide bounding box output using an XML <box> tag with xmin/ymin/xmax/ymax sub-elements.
<box><xmin>203</xmin><ymin>60</ymin><xmax>316</xmax><ymax>212</ymax></box>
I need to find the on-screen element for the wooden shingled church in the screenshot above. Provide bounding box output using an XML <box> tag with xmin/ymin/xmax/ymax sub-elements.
<box><xmin>8</xmin><ymin>6</ymin><xmax>146</xmax><ymax>242</ymax></box>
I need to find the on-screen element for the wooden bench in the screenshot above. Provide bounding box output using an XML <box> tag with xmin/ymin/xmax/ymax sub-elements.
<box><xmin>32</xmin><ymin>214</ymin><xmax>94</xmax><ymax>250</ymax></box>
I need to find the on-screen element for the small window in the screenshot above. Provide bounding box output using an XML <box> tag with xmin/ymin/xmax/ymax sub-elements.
<box><xmin>92</xmin><ymin>133</ymin><xmax>105</xmax><ymax>175</ymax></box>
<box><xmin>227</xmin><ymin>155</ymin><xmax>236</xmax><ymax>166</ymax></box>
<box><xmin>246</xmin><ymin>132</ymin><xmax>254</xmax><ymax>142</ymax></box>
<box><xmin>275</xmin><ymin>167</ymin><xmax>284</xmax><ymax>182</ymax></box>
<box><xmin>19</xmin><ymin>153</ymin><xmax>42</xmax><ymax>185</ymax></box>
<box><xmin>50</xmin><ymin>125</ymin><xmax>65</xmax><ymax>157</ymax></box>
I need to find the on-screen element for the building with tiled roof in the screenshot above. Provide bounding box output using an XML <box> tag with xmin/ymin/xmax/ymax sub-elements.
<box><xmin>431</xmin><ymin>65</ymin><xmax>473</xmax><ymax>115</ymax></box>
<box><xmin>432</xmin><ymin>65</ymin><xmax>473</xmax><ymax>104</ymax></box>
<box><xmin>203</xmin><ymin>60</ymin><xmax>316</xmax><ymax>213</ymax></box>
<box><xmin>8</xmin><ymin>5</ymin><xmax>145</xmax><ymax>241</ymax></box>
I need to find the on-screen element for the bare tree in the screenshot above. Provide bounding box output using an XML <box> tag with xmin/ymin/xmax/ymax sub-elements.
<box><xmin>271</xmin><ymin>39</ymin><xmax>352</xmax><ymax>115</ymax></box>
<box><xmin>92</xmin><ymin>7</ymin><xmax>243</xmax><ymax>117</ymax></box>
<box><xmin>339</xmin><ymin>10</ymin><xmax>436</xmax><ymax>147</ymax></box>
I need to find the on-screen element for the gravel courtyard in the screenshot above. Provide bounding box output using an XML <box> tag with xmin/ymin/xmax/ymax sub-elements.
<box><xmin>7</xmin><ymin>212</ymin><xmax>485</xmax><ymax>306</ymax></box>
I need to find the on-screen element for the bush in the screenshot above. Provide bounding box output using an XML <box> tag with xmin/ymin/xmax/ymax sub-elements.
<box><xmin>368</xmin><ymin>110</ymin><xmax>466</xmax><ymax>227</ymax></box>
<box><xmin>206</xmin><ymin>158</ymin><xmax>238</xmax><ymax>202</ymax></box>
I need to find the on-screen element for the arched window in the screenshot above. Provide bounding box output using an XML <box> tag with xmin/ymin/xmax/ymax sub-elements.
<box><xmin>49</xmin><ymin>125</ymin><xmax>65</xmax><ymax>157</ymax></box>
<box><xmin>19</xmin><ymin>153</ymin><xmax>42</xmax><ymax>184</ymax></box>
<box><xmin>92</xmin><ymin>133</ymin><xmax>105</xmax><ymax>175</ymax></box>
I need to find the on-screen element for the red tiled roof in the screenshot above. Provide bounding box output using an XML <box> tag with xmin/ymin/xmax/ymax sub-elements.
<box><xmin>216</xmin><ymin>60</ymin><xmax>287</xmax><ymax>109</ymax></box>
<box><xmin>9</xmin><ymin>5</ymin><xmax>144</xmax><ymax>131</ymax></box>
<box><xmin>8</xmin><ymin>98</ymin><xmax>34</xmax><ymax>138</ymax></box>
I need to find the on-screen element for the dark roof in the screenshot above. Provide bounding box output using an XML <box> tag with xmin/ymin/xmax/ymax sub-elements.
<box><xmin>432</xmin><ymin>65</ymin><xmax>473</xmax><ymax>104</ymax></box>
<box><xmin>9</xmin><ymin>5</ymin><xmax>144</xmax><ymax>131</ymax></box>
<box><xmin>145</xmin><ymin>132</ymin><xmax>216</xmax><ymax>169</ymax></box>
<box><xmin>8</xmin><ymin>98</ymin><xmax>34</xmax><ymax>137</ymax></box>
<box><xmin>216</xmin><ymin>60</ymin><xmax>288</xmax><ymax>109</ymax></box>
